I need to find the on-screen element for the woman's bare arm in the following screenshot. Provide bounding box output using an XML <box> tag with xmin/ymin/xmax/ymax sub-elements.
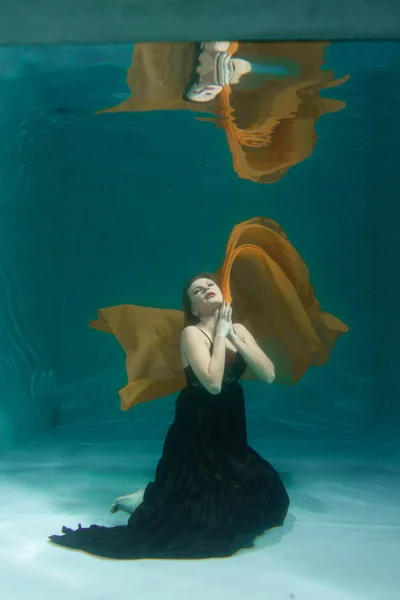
<box><xmin>181</xmin><ymin>327</ymin><xmax>226</xmax><ymax>394</ymax></box>
<box><xmin>229</xmin><ymin>323</ymin><xmax>275</xmax><ymax>384</ymax></box>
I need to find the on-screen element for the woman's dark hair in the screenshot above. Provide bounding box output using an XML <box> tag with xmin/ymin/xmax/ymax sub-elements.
<box><xmin>182</xmin><ymin>272</ymin><xmax>220</xmax><ymax>326</ymax></box>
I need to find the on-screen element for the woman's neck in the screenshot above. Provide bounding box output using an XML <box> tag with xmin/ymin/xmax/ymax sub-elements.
<box><xmin>198</xmin><ymin>313</ymin><xmax>219</xmax><ymax>336</ymax></box>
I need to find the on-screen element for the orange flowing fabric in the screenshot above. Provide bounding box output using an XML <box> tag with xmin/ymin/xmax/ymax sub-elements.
<box><xmin>98</xmin><ymin>42</ymin><xmax>349</xmax><ymax>185</ymax></box>
<box><xmin>90</xmin><ymin>217</ymin><xmax>348</xmax><ymax>410</ymax></box>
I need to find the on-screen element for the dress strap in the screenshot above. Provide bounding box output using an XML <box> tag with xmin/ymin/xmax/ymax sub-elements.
<box><xmin>197</xmin><ymin>328</ymin><xmax>214</xmax><ymax>347</ymax></box>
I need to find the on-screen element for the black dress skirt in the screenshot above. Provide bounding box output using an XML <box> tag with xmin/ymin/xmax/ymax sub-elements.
<box><xmin>49</xmin><ymin>350</ymin><xmax>289</xmax><ymax>559</ymax></box>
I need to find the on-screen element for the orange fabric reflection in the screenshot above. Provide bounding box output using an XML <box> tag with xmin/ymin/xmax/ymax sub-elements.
<box><xmin>90</xmin><ymin>217</ymin><xmax>348</xmax><ymax>410</ymax></box>
<box><xmin>98</xmin><ymin>42</ymin><xmax>349</xmax><ymax>184</ymax></box>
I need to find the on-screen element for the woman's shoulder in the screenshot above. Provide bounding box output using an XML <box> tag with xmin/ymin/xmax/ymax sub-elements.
<box><xmin>181</xmin><ymin>326</ymin><xmax>204</xmax><ymax>344</ymax></box>
<box><xmin>181</xmin><ymin>325</ymin><xmax>199</xmax><ymax>336</ymax></box>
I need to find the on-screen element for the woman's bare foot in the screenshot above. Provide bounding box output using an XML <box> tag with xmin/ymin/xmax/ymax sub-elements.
<box><xmin>110</xmin><ymin>489</ymin><xmax>145</xmax><ymax>515</ymax></box>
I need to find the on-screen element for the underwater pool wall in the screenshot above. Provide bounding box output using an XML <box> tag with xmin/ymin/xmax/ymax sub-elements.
<box><xmin>0</xmin><ymin>42</ymin><xmax>399</xmax><ymax>456</ymax></box>
<box><xmin>0</xmin><ymin>60</ymin><xmax>62</xmax><ymax>451</ymax></box>
<box><xmin>366</xmin><ymin>64</ymin><xmax>400</xmax><ymax>444</ymax></box>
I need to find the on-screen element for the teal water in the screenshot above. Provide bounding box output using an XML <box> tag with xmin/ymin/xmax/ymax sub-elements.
<box><xmin>0</xmin><ymin>41</ymin><xmax>399</xmax><ymax>599</ymax></box>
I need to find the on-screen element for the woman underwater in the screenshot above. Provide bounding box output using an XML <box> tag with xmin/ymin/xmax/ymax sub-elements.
<box><xmin>49</xmin><ymin>216</ymin><xmax>348</xmax><ymax>559</ymax></box>
<box><xmin>50</xmin><ymin>276</ymin><xmax>290</xmax><ymax>559</ymax></box>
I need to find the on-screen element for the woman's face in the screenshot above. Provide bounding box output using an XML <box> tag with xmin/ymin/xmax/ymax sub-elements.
<box><xmin>187</xmin><ymin>278</ymin><xmax>223</xmax><ymax>318</ymax></box>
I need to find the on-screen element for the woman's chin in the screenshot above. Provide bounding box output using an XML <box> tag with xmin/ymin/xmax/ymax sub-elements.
<box><xmin>208</xmin><ymin>299</ymin><xmax>223</xmax><ymax>309</ymax></box>
<box><xmin>199</xmin><ymin>298</ymin><xmax>223</xmax><ymax>314</ymax></box>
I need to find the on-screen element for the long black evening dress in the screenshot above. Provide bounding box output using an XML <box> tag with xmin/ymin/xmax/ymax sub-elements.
<box><xmin>49</xmin><ymin>343</ymin><xmax>289</xmax><ymax>559</ymax></box>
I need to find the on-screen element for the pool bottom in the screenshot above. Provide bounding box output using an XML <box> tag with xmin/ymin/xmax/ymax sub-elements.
<box><xmin>0</xmin><ymin>422</ymin><xmax>398</xmax><ymax>600</ymax></box>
